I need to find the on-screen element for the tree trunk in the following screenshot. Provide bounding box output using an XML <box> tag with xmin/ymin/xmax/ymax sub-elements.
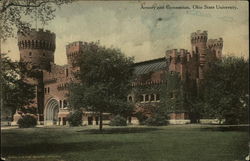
<box><xmin>99</xmin><ymin>112</ymin><xmax>103</xmax><ymax>132</ymax></box>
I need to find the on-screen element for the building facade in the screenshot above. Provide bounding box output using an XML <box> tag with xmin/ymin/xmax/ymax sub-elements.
<box><xmin>14</xmin><ymin>29</ymin><xmax>223</xmax><ymax>125</ymax></box>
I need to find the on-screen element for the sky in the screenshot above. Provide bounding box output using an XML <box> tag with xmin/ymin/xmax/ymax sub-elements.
<box><xmin>2</xmin><ymin>1</ymin><xmax>249</xmax><ymax>65</ymax></box>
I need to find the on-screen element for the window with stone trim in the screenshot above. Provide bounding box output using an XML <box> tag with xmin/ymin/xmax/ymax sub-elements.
<box><xmin>150</xmin><ymin>94</ymin><xmax>155</xmax><ymax>101</ymax></box>
<box><xmin>139</xmin><ymin>95</ymin><xmax>144</xmax><ymax>102</ymax></box>
<box><xmin>170</xmin><ymin>92</ymin><xmax>174</xmax><ymax>99</ymax></box>
<box><xmin>145</xmin><ymin>95</ymin><xmax>149</xmax><ymax>102</ymax></box>
<box><xmin>66</xmin><ymin>69</ymin><xmax>69</xmax><ymax>77</ymax></box>
<box><xmin>128</xmin><ymin>96</ymin><xmax>133</xmax><ymax>102</ymax></box>
<box><xmin>156</xmin><ymin>94</ymin><xmax>160</xmax><ymax>101</ymax></box>
<box><xmin>63</xmin><ymin>100</ymin><xmax>67</xmax><ymax>108</ymax></box>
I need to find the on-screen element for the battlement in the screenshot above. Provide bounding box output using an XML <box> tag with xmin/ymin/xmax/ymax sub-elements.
<box><xmin>17</xmin><ymin>28</ymin><xmax>56</xmax><ymax>51</ymax></box>
<box><xmin>166</xmin><ymin>49</ymin><xmax>189</xmax><ymax>57</ymax></box>
<box><xmin>166</xmin><ymin>49</ymin><xmax>190</xmax><ymax>64</ymax></box>
<box><xmin>18</xmin><ymin>28</ymin><xmax>56</xmax><ymax>38</ymax></box>
<box><xmin>191</xmin><ymin>30</ymin><xmax>208</xmax><ymax>43</ymax></box>
<box><xmin>207</xmin><ymin>38</ymin><xmax>223</xmax><ymax>48</ymax></box>
<box><xmin>66</xmin><ymin>41</ymin><xmax>83</xmax><ymax>49</ymax></box>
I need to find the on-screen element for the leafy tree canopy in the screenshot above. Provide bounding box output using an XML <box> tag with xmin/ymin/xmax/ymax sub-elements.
<box><xmin>201</xmin><ymin>56</ymin><xmax>249</xmax><ymax>124</ymax></box>
<box><xmin>0</xmin><ymin>54</ymin><xmax>36</xmax><ymax>116</ymax></box>
<box><xmin>0</xmin><ymin>0</ymin><xmax>71</xmax><ymax>39</ymax></box>
<box><xmin>69</xmin><ymin>42</ymin><xmax>134</xmax><ymax>130</ymax></box>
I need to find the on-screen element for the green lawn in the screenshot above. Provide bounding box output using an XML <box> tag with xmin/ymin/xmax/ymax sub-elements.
<box><xmin>1</xmin><ymin>125</ymin><xmax>249</xmax><ymax>161</ymax></box>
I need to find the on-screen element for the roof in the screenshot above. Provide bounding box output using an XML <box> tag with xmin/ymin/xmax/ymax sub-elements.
<box><xmin>133</xmin><ymin>57</ymin><xmax>166</xmax><ymax>75</ymax></box>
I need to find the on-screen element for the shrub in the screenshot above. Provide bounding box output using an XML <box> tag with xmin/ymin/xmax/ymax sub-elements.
<box><xmin>110</xmin><ymin>115</ymin><xmax>127</xmax><ymax>126</ymax></box>
<box><xmin>17</xmin><ymin>114</ymin><xmax>37</xmax><ymax>128</ymax></box>
<box><xmin>134</xmin><ymin>112</ymin><xmax>148</xmax><ymax>125</ymax></box>
<box><xmin>68</xmin><ymin>110</ymin><xmax>83</xmax><ymax>126</ymax></box>
<box><xmin>144</xmin><ymin>114</ymin><xmax>168</xmax><ymax>126</ymax></box>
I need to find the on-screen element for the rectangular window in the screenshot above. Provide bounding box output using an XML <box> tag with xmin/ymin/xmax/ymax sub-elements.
<box><xmin>145</xmin><ymin>95</ymin><xmax>149</xmax><ymax>102</ymax></box>
<box><xmin>66</xmin><ymin>69</ymin><xmax>69</xmax><ymax>77</ymax></box>
<box><xmin>48</xmin><ymin>87</ymin><xmax>50</xmax><ymax>93</ymax></box>
<box><xmin>170</xmin><ymin>92</ymin><xmax>174</xmax><ymax>99</ymax></box>
<box><xmin>156</xmin><ymin>94</ymin><xmax>160</xmax><ymax>101</ymax></box>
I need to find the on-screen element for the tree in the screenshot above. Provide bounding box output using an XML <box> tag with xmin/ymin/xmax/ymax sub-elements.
<box><xmin>201</xmin><ymin>56</ymin><xmax>249</xmax><ymax>124</ymax></box>
<box><xmin>69</xmin><ymin>42</ymin><xmax>134</xmax><ymax>131</ymax></box>
<box><xmin>0</xmin><ymin>0</ymin><xmax>71</xmax><ymax>121</ymax></box>
<box><xmin>0</xmin><ymin>0</ymin><xmax>71</xmax><ymax>39</ymax></box>
<box><xmin>1</xmin><ymin>54</ymin><xmax>36</xmax><ymax>117</ymax></box>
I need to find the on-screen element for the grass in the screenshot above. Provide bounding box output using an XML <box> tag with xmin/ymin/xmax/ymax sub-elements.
<box><xmin>1</xmin><ymin>124</ymin><xmax>249</xmax><ymax>161</ymax></box>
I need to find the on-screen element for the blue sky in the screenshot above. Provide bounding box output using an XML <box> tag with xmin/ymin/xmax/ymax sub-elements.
<box><xmin>3</xmin><ymin>1</ymin><xmax>249</xmax><ymax>65</ymax></box>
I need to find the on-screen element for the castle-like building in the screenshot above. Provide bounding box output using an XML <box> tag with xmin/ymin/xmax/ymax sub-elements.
<box><xmin>14</xmin><ymin>29</ymin><xmax>223</xmax><ymax>125</ymax></box>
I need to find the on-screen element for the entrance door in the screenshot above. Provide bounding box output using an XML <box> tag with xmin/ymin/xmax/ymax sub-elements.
<box><xmin>63</xmin><ymin>117</ymin><xmax>66</xmax><ymax>125</ymax></box>
<box><xmin>44</xmin><ymin>98</ymin><xmax>59</xmax><ymax>126</ymax></box>
<box><xmin>88</xmin><ymin>117</ymin><xmax>93</xmax><ymax>125</ymax></box>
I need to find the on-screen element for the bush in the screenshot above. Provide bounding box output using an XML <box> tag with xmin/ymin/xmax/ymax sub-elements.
<box><xmin>134</xmin><ymin>112</ymin><xmax>148</xmax><ymax>125</ymax></box>
<box><xmin>68</xmin><ymin>110</ymin><xmax>83</xmax><ymax>126</ymax></box>
<box><xmin>17</xmin><ymin>114</ymin><xmax>37</xmax><ymax>128</ymax></box>
<box><xmin>110</xmin><ymin>115</ymin><xmax>127</xmax><ymax>126</ymax></box>
<box><xmin>144</xmin><ymin>114</ymin><xmax>168</xmax><ymax>126</ymax></box>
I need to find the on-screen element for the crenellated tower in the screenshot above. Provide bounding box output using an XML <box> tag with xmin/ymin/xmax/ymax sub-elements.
<box><xmin>166</xmin><ymin>49</ymin><xmax>190</xmax><ymax>80</ymax></box>
<box><xmin>66</xmin><ymin>41</ymin><xmax>83</xmax><ymax>67</ymax></box>
<box><xmin>17</xmin><ymin>28</ymin><xmax>56</xmax><ymax>121</ymax></box>
<box><xmin>207</xmin><ymin>38</ymin><xmax>223</xmax><ymax>59</ymax></box>
<box><xmin>191</xmin><ymin>30</ymin><xmax>208</xmax><ymax>79</ymax></box>
<box><xmin>17</xmin><ymin>28</ymin><xmax>56</xmax><ymax>71</ymax></box>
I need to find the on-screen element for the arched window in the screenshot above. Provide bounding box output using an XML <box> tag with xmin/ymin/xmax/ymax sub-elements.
<box><xmin>63</xmin><ymin>100</ymin><xmax>67</xmax><ymax>108</ymax></box>
<box><xmin>59</xmin><ymin>100</ymin><xmax>62</xmax><ymax>108</ymax></box>
<box><xmin>48</xmin><ymin>87</ymin><xmax>50</xmax><ymax>93</ymax></box>
<box><xmin>128</xmin><ymin>96</ymin><xmax>133</xmax><ymax>102</ymax></box>
<box><xmin>150</xmin><ymin>94</ymin><xmax>155</xmax><ymax>101</ymax></box>
<box><xmin>195</xmin><ymin>47</ymin><xmax>199</xmax><ymax>54</ymax></box>
<box><xmin>139</xmin><ymin>95</ymin><xmax>144</xmax><ymax>102</ymax></box>
<box><xmin>145</xmin><ymin>95</ymin><xmax>149</xmax><ymax>102</ymax></box>
<box><xmin>29</xmin><ymin>52</ymin><xmax>32</xmax><ymax>57</ymax></box>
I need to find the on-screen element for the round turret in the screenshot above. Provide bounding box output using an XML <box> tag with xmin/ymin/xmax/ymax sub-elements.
<box><xmin>17</xmin><ymin>28</ymin><xmax>56</xmax><ymax>71</ymax></box>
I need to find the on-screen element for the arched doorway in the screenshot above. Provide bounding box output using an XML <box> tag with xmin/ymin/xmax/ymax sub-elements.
<box><xmin>44</xmin><ymin>98</ymin><xmax>59</xmax><ymax>125</ymax></box>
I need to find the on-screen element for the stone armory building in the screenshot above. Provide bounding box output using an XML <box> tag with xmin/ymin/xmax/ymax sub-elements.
<box><xmin>13</xmin><ymin>29</ymin><xmax>223</xmax><ymax>125</ymax></box>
